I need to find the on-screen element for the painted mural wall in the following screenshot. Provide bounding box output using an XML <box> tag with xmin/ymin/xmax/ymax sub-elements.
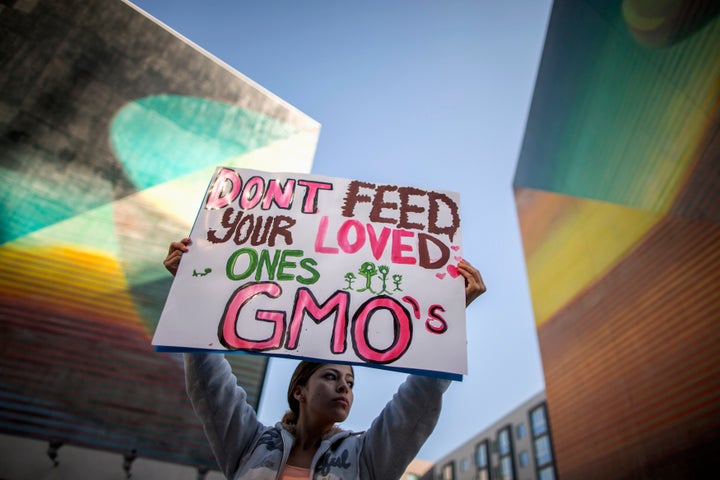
<box><xmin>514</xmin><ymin>0</ymin><xmax>719</xmax><ymax>478</ymax></box>
<box><xmin>0</xmin><ymin>0</ymin><xmax>319</xmax><ymax>472</ymax></box>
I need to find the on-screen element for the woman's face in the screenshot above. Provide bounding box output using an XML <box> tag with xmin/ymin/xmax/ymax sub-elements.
<box><xmin>297</xmin><ymin>364</ymin><xmax>354</xmax><ymax>426</ymax></box>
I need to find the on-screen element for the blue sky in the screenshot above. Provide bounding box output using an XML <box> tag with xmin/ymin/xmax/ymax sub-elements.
<box><xmin>132</xmin><ymin>0</ymin><xmax>553</xmax><ymax>462</ymax></box>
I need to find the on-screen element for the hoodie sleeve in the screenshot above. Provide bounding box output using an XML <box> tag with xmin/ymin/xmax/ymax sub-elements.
<box><xmin>359</xmin><ymin>374</ymin><xmax>452</xmax><ymax>480</ymax></box>
<box><xmin>184</xmin><ymin>353</ymin><xmax>265</xmax><ymax>477</ymax></box>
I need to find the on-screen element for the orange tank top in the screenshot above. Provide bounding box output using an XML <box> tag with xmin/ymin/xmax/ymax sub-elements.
<box><xmin>281</xmin><ymin>464</ymin><xmax>310</xmax><ymax>480</ymax></box>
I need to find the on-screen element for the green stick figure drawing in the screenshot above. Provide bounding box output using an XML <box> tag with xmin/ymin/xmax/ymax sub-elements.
<box><xmin>343</xmin><ymin>272</ymin><xmax>356</xmax><ymax>290</ymax></box>
<box><xmin>377</xmin><ymin>265</ymin><xmax>392</xmax><ymax>294</ymax></box>
<box><xmin>357</xmin><ymin>262</ymin><xmax>378</xmax><ymax>293</ymax></box>
<box><xmin>392</xmin><ymin>274</ymin><xmax>403</xmax><ymax>292</ymax></box>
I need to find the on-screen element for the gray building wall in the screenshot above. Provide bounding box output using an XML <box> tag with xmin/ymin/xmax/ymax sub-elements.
<box><xmin>427</xmin><ymin>391</ymin><xmax>557</xmax><ymax>480</ymax></box>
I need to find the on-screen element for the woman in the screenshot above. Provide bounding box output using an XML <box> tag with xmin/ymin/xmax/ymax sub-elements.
<box><xmin>164</xmin><ymin>237</ymin><xmax>485</xmax><ymax>479</ymax></box>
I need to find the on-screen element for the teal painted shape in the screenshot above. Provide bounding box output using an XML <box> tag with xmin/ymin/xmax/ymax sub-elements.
<box><xmin>110</xmin><ymin>95</ymin><xmax>298</xmax><ymax>190</ymax></box>
<box><xmin>0</xmin><ymin>167</ymin><xmax>113</xmax><ymax>245</ymax></box>
<box><xmin>0</xmin><ymin>96</ymin><xmax>297</xmax><ymax>245</ymax></box>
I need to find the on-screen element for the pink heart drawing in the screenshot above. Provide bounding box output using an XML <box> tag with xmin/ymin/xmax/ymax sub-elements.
<box><xmin>454</xmin><ymin>256</ymin><xmax>462</xmax><ymax>262</ymax></box>
<box><xmin>447</xmin><ymin>264</ymin><xmax>460</xmax><ymax>278</ymax></box>
<box><xmin>451</xmin><ymin>245</ymin><xmax>460</xmax><ymax>251</ymax></box>
<box><xmin>436</xmin><ymin>272</ymin><xmax>446</xmax><ymax>279</ymax></box>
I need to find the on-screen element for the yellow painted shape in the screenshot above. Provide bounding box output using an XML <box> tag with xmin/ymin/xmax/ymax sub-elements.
<box><xmin>527</xmin><ymin>197</ymin><xmax>662</xmax><ymax>326</ymax></box>
<box><xmin>0</xmin><ymin>239</ymin><xmax>144</xmax><ymax>329</ymax></box>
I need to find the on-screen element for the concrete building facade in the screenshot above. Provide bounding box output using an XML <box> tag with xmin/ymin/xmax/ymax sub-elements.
<box><xmin>427</xmin><ymin>392</ymin><xmax>557</xmax><ymax>480</ymax></box>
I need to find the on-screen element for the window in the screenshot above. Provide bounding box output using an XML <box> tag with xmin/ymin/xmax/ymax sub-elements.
<box><xmin>518</xmin><ymin>450</ymin><xmax>529</xmax><ymax>468</ymax></box>
<box><xmin>461</xmin><ymin>458</ymin><xmax>469</xmax><ymax>472</ymax></box>
<box><xmin>475</xmin><ymin>439</ymin><xmax>490</xmax><ymax>480</ymax></box>
<box><xmin>530</xmin><ymin>405</ymin><xmax>548</xmax><ymax>437</ymax></box>
<box><xmin>529</xmin><ymin>402</ymin><xmax>555</xmax><ymax>476</ymax></box>
<box><xmin>534</xmin><ymin>436</ymin><xmax>552</xmax><ymax>466</ymax></box>
<box><xmin>475</xmin><ymin>440</ymin><xmax>489</xmax><ymax>468</ymax></box>
<box><xmin>500</xmin><ymin>456</ymin><xmax>514</xmax><ymax>480</ymax></box>
<box><xmin>516</xmin><ymin>423</ymin><xmax>526</xmax><ymax>439</ymax></box>
<box><xmin>496</xmin><ymin>426</ymin><xmax>515</xmax><ymax>480</ymax></box>
<box><xmin>441</xmin><ymin>461</ymin><xmax>456</xmax><ymax>480</ymax></box>
<box><xmin>498</xmin><ymin>428</ymin><xmax>511</xmax><ymax>455</ymax></box>
<box><xmin>539</xmin><ymin>466</ymin><xmax>556</xmax><ymax>480</ymax></box>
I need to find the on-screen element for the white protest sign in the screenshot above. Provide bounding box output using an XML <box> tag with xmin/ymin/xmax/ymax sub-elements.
<box><xmin>153</xmin><ymin>167</ymin><xmax>467</xmax><ymax>379</ymax></box>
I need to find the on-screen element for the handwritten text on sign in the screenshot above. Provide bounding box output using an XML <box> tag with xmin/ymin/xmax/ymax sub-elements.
<box><xmin>153</xmin><ymin>167</ymin><xmax>467</xmax><ymax>377</ymax></box>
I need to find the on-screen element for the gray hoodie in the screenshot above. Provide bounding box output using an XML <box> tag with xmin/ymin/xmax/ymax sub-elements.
<box><xmin>184</xmin><ymin>353</ymin><xmax>451</xmax><ymax>479</ymax></box>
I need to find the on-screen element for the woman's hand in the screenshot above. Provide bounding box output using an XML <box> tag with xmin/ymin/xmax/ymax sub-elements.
<box><xmin>164</xmin><ymin>237</ymin><xmax>191</xmax><ymax>277</ymax></box>
<box><xmin>458</xmin><ymin>259</ymin><xmax>486</xmax><ymax>306</ymax></box>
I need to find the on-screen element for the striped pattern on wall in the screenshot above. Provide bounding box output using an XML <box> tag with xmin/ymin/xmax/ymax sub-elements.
<box><xmin>0</xmin><ymin>0</ymin><xmax>319</xmax><ymax>469</ymax></box>
<box><xmin>513</xmin><ymin>0</ymin><xmax>720</xmax><ymax>478</ymax></box>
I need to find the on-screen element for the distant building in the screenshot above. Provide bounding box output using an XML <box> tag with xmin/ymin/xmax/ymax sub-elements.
<box><xmin>426</xmin><ymin>392</ymin><xmax>557</xmax><ymax>480</ymax></box>
<box><xmin>403</xmin><ymin>459</ymin><xmax>434</xmax><ymax>480</ymax></box>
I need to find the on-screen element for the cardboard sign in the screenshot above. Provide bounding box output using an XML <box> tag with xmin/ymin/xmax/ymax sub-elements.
<box><xmin>153</xmin><ymin>167</ymin><xmax>467</xmax><ymax>379</ymax></box>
